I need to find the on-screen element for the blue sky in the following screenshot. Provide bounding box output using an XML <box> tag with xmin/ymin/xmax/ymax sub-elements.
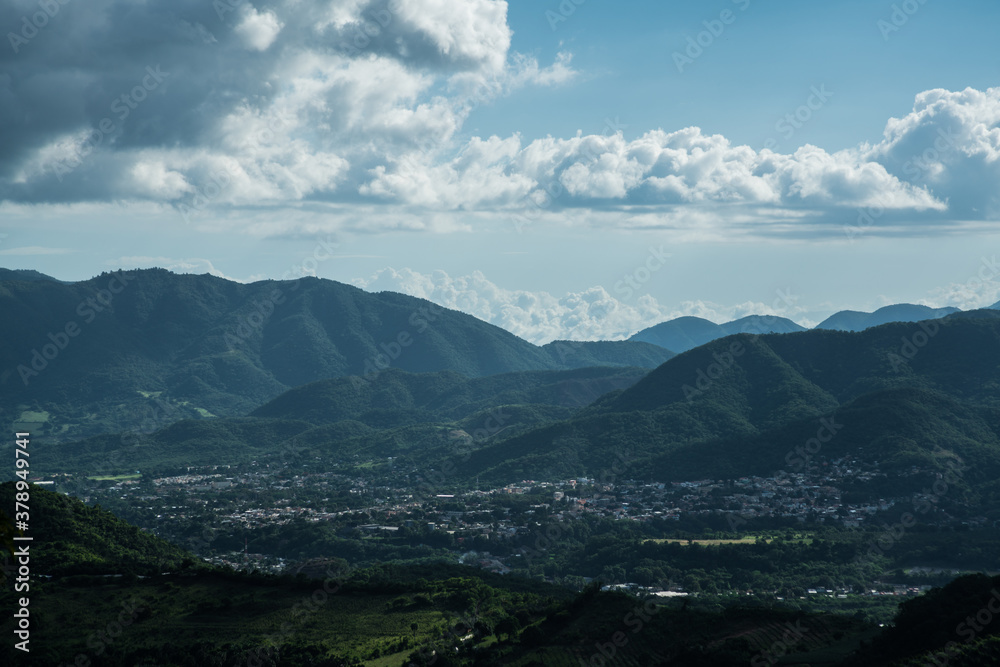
<box><xmin>2</xmin><ymin>0</ymin><xmax>999</xmax><ymax>342</ymax></box>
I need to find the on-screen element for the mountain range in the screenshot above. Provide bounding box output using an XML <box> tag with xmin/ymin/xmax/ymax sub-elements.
<box><xmin>629</xmin><ymin>303</ymin><xmax>992</xmax><ymax>353</ymax></box>
<box><xmin>0</xmin><ymin>269</ymin><xmax>671</xmax><ymax>441</ymax></box>
<box><xmin>39</xmin><ymin>307</ymin><xmax>1000</xmax><ymax>518</ymax></box>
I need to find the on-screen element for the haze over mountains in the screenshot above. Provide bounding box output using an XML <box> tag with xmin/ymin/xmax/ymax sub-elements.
<box><xmin>6</xmin><ymin>267</ymin><xmax>1000</xmax><ymax>666</ymax></box>
<box><xmin>35</xmin><ymin>297</ymin><xmax>1000</xmax><ymax>513</ymax></box>
<box><xmin>3</xmin><ymin>266</ymin><xmax>999</xmax><ymax>446</ymax></box>
<box><xmin>630</xmin><ymin>303</ymin><xmax>992</xmax><ymax>353</ymax></box>
<box><xmin>0</xmin><ymin>268</ymin><xmax>672</xmax><ymax>441</ymax></box>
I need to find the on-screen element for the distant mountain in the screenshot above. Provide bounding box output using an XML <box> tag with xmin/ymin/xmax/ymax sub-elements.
<box><xmin>459</xmin><ymin>314</ymin><xmax>1000</xmax><ymax>489</ymax></box>
<box><xmin>0</xmin><ymin>267</ymin><xmax>64</xmax><ymax>283</ymax></box>
<box><xmin>0</xmin><ymin>269</ymin><xmax>670</xmax><ymax>441</ymax></box>
<box><xmin>629</xmin><ymin>316</ymin><xmax>725</xmax><ymax>352</ymax></box>
<box><xmin>718</xmin><ymin>315</ymin><xmax>806</xmax><ymax>336</ymax></box>
<box><xmin>53</xmin><ymin>312</ymin><xmax>1000</xmax><ymax>504</ymax></box>
<box><xmin>631</xmin><ymin>304</ymin><xmax>963</xmax><ymax>353</ymax></box>
<box><xmin>629</xmin><ymin>314</ymin><xmax>805</xmax><ymax>353</ymax></box>
<box><xmin>815</xmin><ymin>304</ymin><xmax>960</xmax><ymax>331</ymax></box>
<box><xmin>541</xmin><ymin>339</ymin><xmax>673</xmax><ymax>369</ymax></box>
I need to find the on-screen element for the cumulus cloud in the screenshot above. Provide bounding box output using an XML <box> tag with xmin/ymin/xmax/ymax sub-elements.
<box><xmin>0</xmin><ymin>0</ymin><xmax>997</xmax><ymax>238</ymax></box>
<box><xmin>352</xmin><ymin>267</ymin><xmax>810</xmax><ymax>344</ymax></box>
<box><xmin>234</xmin><ymin>7</ymin><xmax>284</xmax><ymax>51</ymax></box>
<box><xmin>0</xmin><ymin>0</ymin><xmax>572</xmax><ymax>211</ymax></box>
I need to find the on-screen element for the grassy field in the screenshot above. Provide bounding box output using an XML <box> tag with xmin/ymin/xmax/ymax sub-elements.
<box><xmin>10</xmin><ymin>574</ymin><xmax>461</xmax><ymax>665</ymax></box>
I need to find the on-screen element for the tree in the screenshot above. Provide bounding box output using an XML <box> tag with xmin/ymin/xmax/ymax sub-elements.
<box><xmin>496</xmin><ymin>616</ymin><xmax>521</xmax><ymax>639</ymax></box>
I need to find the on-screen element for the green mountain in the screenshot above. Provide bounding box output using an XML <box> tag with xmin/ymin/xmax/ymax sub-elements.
<box><xmin>629</xmin><ymin>304</ymin><xmax>962</xmax><ymax>353</ymax></box>
<box><xmin>458</xmin><ymin>315</ymin><xmax>1000</xmax><ymax>490</ymax></box>
<box><xmin>815</xmin><ymin>304</ymin><xmax>961</xmax><ymax>331</ymax></box>
<box><xmin>37</xmin><ymin>313</ymin><xmax>1000</xmax><ymax>506</ymax></box>
<box><xmin>630</xmin><ymin>314</ymin><xmax>806</xmax><ymax>353</ymax></box>
<box><xmin>0</xmin><ymin>267</ymin><xmax>63</xmax><ymax>283</ymax></box>
<box><xmin>251</xmin><ymin>366</ymin><xmax>651</xmax><ymax>426</ymax></box>
<box><xmin>0</xmin><ymin>482</ymin><xmax>193</xmax><ymax>576</ymax></box>
<box><xmin>629</xmin><ymin>315</ymin><xmax>725</xmax><ymax>352</ymax></box>
<box><xmin>856</xmin><ymin>572</ymin><xmax>1000</xmax><ymax>666</ymax></box>
<box><xmin>33</xmin><ymin>366</ymin><xmax>653</xmax><ymax>476</ymax></box>
<box><xmin>0</xmin><ymin>269</ymin><xmax>671</xmax><ymax>443</ymax></box>
<box><xmin>719</xmin><ymin>314</ymin><xmax>807</xmax><ymax>336</ymax></box>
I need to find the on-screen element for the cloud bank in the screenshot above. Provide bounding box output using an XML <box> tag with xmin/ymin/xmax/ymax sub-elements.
<box><xmin>352</xmin><ymin>267</ymin><xmax>815</xmax><ymax>344</ymax></box>
<box><xmin>1</xmin><ymin>1</ymin><xmax>999</xmax><ymax>238</ymax></box>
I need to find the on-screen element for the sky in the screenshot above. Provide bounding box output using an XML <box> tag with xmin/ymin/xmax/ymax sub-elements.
<box><xmin>2</xmin><ymin>0</ymin><xmax>1000</xmax><ymax>343</ymax></box>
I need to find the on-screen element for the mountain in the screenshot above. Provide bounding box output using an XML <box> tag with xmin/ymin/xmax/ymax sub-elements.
<box><xmin>815</xmin><ymin>304</ymin><xmax>960</xmax><ymax>331</ymax></box>
<box><xmin>630</xmin><ymin>315</ymin><xmax>806</xmax><ymax>353</ymax></box>
<box><xmin>542</xmin><ymin>339</ymin><xmax>674</xmax><ymax>369</ymax></box>
<box><xmin>458</xmin><ymin>314</ymin><xmax>1000</xmax><ymax>488</ymax></box>
<box><xmin>0</xmin><ymin>267</ymin><xmax>64</xmax><ymax>283</ymax></box>
<box><xmin>631</xmin><ymin>305</ymin><xmax>963</xmax><ymax>354</ymax></box>
<box><xmin>250</xmin><ymin>366</ymin><xmax>651</xmax><ymax>426</ymax></box>
<box><xmin>49</xmin><ymin>312</ymin><xmax>1000</xmax><ymax>505</ymax></box>
<box><xmin>0</xmin><ymin>482</ymin><xmax>194</xmax><ymax>575</ymax></box>
<box><xmin>857</xmin><ymin>573</ymin><xmax>1000</xmax><ymax>666</ymax></box>
<box><xmin>37</xmin><ymin>366</ymin><xmax>654</xmax><ymax>476</ymax></box>
<box><xmin>718</xmin><ymin>315</ymin><xmax>806</xmax><ymax>336</ymax></box>
<box><xmin>629</xmin><ymin>316</ymin><xmax>725</xmax><ymax>352</ymax></box>
<box><xmin>0</xmin><ymin>269</ymin><xmax>671</xmax><ymax>442</ymax></box>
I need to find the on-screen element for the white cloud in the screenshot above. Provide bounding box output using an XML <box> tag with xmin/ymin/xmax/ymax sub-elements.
<box><xmin>1</xmin><ymin>0</ymin><xmax>997</xmax><ymax>241</ymax></box>
<box><xmin>352</xmin><ymin>267</ymin><xmax>810</xmax><ymax>344</ymax></box>
<box><xmin>235</xmin><ymin>7</ymin><xmax>284</xmax><ymax>51</ymax></box>
<box><xmin>0</xmin><ymin>246</ymin><xmax>74</xmax><ymax>256</ymax></box>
